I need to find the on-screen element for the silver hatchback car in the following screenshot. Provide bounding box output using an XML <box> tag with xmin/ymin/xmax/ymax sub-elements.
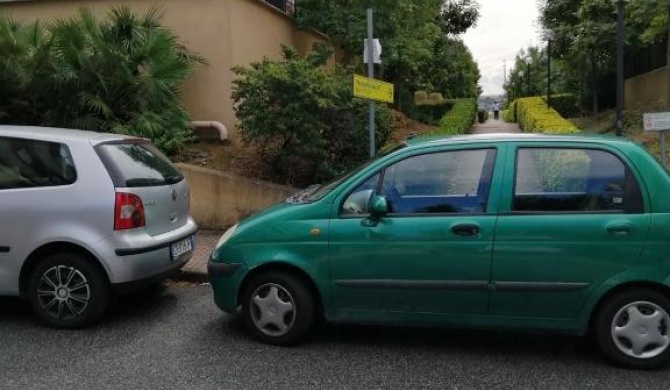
<box><xmin>0</xmin><ymin>126</ymin><xmax>198</xmax><ymax>327</ymax></box>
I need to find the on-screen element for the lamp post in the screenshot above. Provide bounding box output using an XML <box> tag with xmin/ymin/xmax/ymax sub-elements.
<box><xmin>526</xmin><ymin>60</ymin><xmax>531</xmax><ymax>97</ymax></box>
<box><xmin>543</xmin><ymin>29</ymin><xmax>555</xmax><ymax>109</ymax></box>
<box><xmin>612</xmin><ymin>0</ymin><xmax>629</xmax><ymax>137</ymax></box>
<box><xmin>518</xmin><ymin>70</ymin><xmax>524</xmax><ymax>97</ymax></box>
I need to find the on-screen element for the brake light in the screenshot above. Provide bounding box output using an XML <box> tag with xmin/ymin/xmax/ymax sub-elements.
<box><xmin>114</xmin><ymin>192</ymin><xmax>146</xmax><ymax>230</ymax></box>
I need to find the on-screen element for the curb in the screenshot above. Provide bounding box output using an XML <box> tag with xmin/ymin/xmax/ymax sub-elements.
<box><xmin>172</xmin><ymin>269</ymin><xmax>209</xmax><ymax>284</ymax></box>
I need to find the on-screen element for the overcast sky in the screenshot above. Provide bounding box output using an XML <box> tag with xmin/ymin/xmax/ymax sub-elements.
<box><xmin>462</xmin><ymin>0</ymin><xmax>541</xmax><ymax>96</ymax></box>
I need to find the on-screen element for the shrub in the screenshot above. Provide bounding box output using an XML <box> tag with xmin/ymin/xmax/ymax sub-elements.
<box><xmin>546</xmin><ymin>94</ymin><xmax>581</xmax><ymax>119</ymax></box>
<box><xmin>232</xmin><ymin>44</ymin><xmax>393</xmax><ymax>187</ymax></box>
<box><xmin>515</xmin><ymin>97</ymin><xmax>579</xmax><ymax>134</ymax></box>
<box><xmin>502</xmin><ymin>101</ymin><xmax>516</xmax><ymax>123</ymax></box>
<box><xmin>428</xmin><ymin>98</ymin><xmax>477</xmax><ymax>136</ymax></box>
<box><xmin>477</xmin><ymin>109</ymin><xmax>489</xmax><ymax>123</ymax></box>
<box><xmin>0</xmin><ymin>7</ymin><xmax>204</xmax><ymax>154</ymax></box>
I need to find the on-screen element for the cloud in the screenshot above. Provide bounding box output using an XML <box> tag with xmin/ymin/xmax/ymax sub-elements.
<box><xmin>462</xmin><ymin>0</ymin><xmax>541</xmax><ymax>95</ymax></box>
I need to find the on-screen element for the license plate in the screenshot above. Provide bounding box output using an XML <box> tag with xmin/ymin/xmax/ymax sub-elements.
<box><xmin>170</xmin><ymin>236</ymin><xmax>193</xmax><ymax>260</ymax></box>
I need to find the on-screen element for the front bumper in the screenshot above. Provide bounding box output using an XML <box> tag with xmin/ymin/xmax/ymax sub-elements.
<box><xmin>209</xmin><ymin>257</ymin><xmax>246</xmax><ymax>314</ymax></box>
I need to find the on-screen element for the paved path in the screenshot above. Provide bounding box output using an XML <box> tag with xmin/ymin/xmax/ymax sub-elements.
<box><xmin>471</xmin><ymin>116</ymin><xmax>521</xmax><ymax>134</ymax></box>
<box><xmin>182</xmin><ymin>230</ymin><xmax>222</xmax><ymax>277</ymax></box>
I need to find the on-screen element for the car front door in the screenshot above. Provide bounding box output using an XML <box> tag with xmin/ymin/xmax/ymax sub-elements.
<box><xmin>490</xmin><ymin>144</ymin><xmax>651</xmax><ymax>320</ymax></box>
<box><xmin>328</xmin><ymin>145</ymin><xmax>504</xmax><ymax>320</ymax></box>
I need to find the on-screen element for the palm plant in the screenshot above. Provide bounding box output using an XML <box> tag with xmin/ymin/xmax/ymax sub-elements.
<box><xmin>0</xmin><ymin>6</ymin><xmax>204</xmax><ymax>153</ymax></box>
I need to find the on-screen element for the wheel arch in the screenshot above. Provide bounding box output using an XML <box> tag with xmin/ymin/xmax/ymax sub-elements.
<box><xmin>587</xmin><ymin>281</ymin><xmax>670</xmax><ymax>331</ymax></box>
<box><xmin>19</xmin><ymin>241</ymin><xmax>111</xmax><ymax>296</ymax></box>
<box><xmin>237</xmin><ymin>262</ymin><xmax>324</xmax><ymax>316</ymax></box>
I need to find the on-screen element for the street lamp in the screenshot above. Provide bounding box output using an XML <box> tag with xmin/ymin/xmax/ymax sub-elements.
<box><xmin>518</xmin><ymin>70</ymin><xmax>525</xmax><ymax>97</ymax></box>
<box><xmin>612</xmin><ymin>0</ymin><xmax>629</xmax><ymax>136</ymax></box>
<box><xmin>543</xmin><ymin>29</ymin><xmax>555</xmax><ymax>109</ymax></box>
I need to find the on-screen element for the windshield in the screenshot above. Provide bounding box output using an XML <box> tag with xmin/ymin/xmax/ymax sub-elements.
<box><xmin>302</xmin><ymin>143</ymin><xmax>406</xmax><ymax>201</ymax></box>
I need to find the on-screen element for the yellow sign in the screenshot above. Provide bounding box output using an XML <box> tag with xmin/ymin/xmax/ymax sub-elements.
<box><xmin>353</xmin><ymin>75</ymin><xmax>394</xmax><ymax>103</ymax></box>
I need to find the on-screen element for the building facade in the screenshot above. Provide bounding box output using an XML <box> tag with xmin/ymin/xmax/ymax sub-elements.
<box><xmin>0</xmin><ymin>0</ymin><xmax>326</xmax><ymax>139</ymax></box>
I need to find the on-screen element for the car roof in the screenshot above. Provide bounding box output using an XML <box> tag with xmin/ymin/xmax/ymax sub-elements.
<box><xmin>405</xmin><ymin>132</ymin><xmax>636</xmax><ymax>148</ymax></box>
<box><xmin>0</xmin><ymin>125</ymin><xmax>143</xmax><ymax>145</ymax></box>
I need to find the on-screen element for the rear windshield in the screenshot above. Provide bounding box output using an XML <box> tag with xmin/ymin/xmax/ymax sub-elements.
<box><xmin>96</xmin><ymin>142</ymin><xmax>183</xmax><ymax>188</ymax></box>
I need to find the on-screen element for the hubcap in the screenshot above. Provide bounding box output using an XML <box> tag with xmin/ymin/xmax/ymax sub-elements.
<box><xmin>249</xmin><ymin>283</ymin><xmax>296</xmax><ymax>337</ymax></box>
<box><xmin>611</xmin><ymin>301</ymin><xmax>670</xmax><ymax>359</ymax></box>
<box><xmin>37</xmin><ymin>265</ymin><xmax>90</xmax><ymax>321</ymax></box>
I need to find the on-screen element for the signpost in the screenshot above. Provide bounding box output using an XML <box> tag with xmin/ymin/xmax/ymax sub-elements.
<box><xmin>353</xmin><ymin>75</ymin><xmax>394</xmax><ymax>104</ymax></box>
<box><xmin>643</xmin><ymin>112</ymin><xmax>670</xmax><ymax>167</ymax></box>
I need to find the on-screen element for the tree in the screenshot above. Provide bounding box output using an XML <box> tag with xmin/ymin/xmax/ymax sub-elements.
<box><xmin>440</xmin><ymin>0</ymin><xmax>480</xmax><ymax>35</ymax></box>
<box><xmin>538</xmin><ymin>0</ymin><xmax>670</xmax><ymax>115</ymax></box>
<box><xmin>295</xmin><ymin>0</ymin><xmax>482</xmax><ymax>113</ymax></box>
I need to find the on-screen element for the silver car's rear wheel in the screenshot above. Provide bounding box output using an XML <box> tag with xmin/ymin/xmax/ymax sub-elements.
<box><xmin>28</xmin><ymin>252</ymin><xmax>109</xmax><ymax>328</ymax></box>
<box><xmin>37</xmin><ymin>265</ymin><xmax>91</xmax><ymax>321</ymax></box>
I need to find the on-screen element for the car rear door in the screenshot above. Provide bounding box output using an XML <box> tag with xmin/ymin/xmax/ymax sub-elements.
<box><xmin>490</xmin><ymin>142</ymin><xmax>651</xmax><ymax>319</ymax></box>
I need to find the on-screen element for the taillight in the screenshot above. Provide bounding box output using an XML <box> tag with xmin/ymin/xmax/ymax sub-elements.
<box><xmin>114</xmin><ymin>192</ymin><xmax>146</xmax><ymax>230</ymax></box>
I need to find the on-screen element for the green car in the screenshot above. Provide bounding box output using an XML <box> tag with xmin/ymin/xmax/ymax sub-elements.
<box><xmin>209</xmin><ymin>133</ymin><xmax>670</xmax><ymax>369</ymax></box>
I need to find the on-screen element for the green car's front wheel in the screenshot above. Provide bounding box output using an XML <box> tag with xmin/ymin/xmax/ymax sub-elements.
<box><xmin>241</xmin><ymin>271</ymin><xmax>315</xmax><ymax>346</ymax></box>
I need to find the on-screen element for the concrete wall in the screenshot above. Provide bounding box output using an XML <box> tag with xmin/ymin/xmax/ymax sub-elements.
<box><xmin>625</xmin><ymin>66</ymin><xmax>669</xmax><ymax>111</ymax></box>
<box><xmin>0</xmin><ymin>0</ymin><xmax>328</xmax><ymax>139</ymax></box>
<box><xmin>176</xmin><ymin>163</ymin><xmax>296</xmax><ymax>229</ymax></box>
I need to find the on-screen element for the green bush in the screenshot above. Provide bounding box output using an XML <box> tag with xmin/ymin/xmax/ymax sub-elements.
<box><xmin>502</xmin><ymin>101</ymin><xmax>516</xmax><ymax>122</ymax></box>
<box><xmin>0</xmin><ymin>7</ymin><xmax>204</xmax><ymax>154</ymax></box>
<box><xmin>477</xmin><ymin>109</ymin><xmax>489</xmax><ymax>123</ymax></box>
<box><xmin>428</xmin><ymin>98</ymin><xmax>477</xmax><ymax>136</ymax></box>
<box><xmin>406</xmin><ymin>101</ymin><xmax>453</xmax><ymax>125</ymax></box>
<box><xmin>514</xmin><ymin>97</ymin><xmax>579</xmax><ymax>134</ymax></box>
<box><xmin>232</xmin><ymin>44</ymin><xmax>393</xmax><ymax>187</ymax></box>
<box><xmin>546</xmin><ymin>94</ymin><xmax>581</xmax><ymax>119</ymax></box>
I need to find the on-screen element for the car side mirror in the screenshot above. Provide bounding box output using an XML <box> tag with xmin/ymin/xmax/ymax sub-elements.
<box><xmin>369</xmin><ymin>196</ymin><xmax>388</xmax><ymax>220</ymax></box>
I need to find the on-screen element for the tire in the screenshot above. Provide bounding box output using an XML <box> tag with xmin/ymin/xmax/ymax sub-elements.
<box><xmin>241</xmin><ymin>272</ymin><xmax>315</xmax><ymax>346</ymax></box>
<box><xmin>594</xmin><ymin>289</ymin><xmax>670</xmax><ymax>369</ymax></box>
<box><xmin>27</xmin><ymin>252</ymin><xmax>109</xmax><ymax>328</ymax></box>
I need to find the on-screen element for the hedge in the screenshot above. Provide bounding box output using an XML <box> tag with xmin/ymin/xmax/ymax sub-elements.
<box><xmin>428</xmin><ymin>98</ymin><xmax>477</xmax><ymax>136</ymax></box>
<box><xmin>515</xmin><ymin>97</ymin><xmax>579</xmax><ymax>134</ymax></box>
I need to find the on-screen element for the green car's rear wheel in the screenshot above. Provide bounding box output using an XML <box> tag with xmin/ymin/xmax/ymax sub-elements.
<box><xmin>595</xmin><ymin>289</ymin><xmax>670</xmax><ymax>369</ymax></box>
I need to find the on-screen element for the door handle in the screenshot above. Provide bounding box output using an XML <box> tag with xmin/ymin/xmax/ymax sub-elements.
<box><xmin>452</xmin><ymin>224</ymin><xmax>480</xmax><ymax>237</ymax></box>
<box><xmin>606</xmin><ymin>223</ymin><xmax>631</xmax><ymax>235</ymax></box>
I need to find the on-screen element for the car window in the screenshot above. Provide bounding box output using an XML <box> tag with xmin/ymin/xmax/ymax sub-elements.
<box><xmin>96</xmin><ymin>142</ymin><xmax>183</xmax><ymax>188</ymax></box>
<box><xmin>0</xmin><ymin>136</ymin><xmax>76</xmax><ymax>190</ymax></box>
<box><xmin>379</xmin><ymin>149</ymin><xmax>496</xmax><ymax>214</ymax></box>
<box><xmin>514</xmin><ymin>148</ymin><xmax>643</xmax><ymax>213</ymax></box>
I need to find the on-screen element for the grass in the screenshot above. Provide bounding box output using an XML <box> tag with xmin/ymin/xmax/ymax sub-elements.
<box><xmin>570</xmin><ymin>109</ymin><xmax>669</xmax><ymax>162</ymax></box>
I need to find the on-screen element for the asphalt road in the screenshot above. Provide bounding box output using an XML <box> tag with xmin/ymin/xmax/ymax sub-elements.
<box><xmin>2</xmin><ymin>284</ymin><xmax>669</xmax><ymax>390</ymax></box>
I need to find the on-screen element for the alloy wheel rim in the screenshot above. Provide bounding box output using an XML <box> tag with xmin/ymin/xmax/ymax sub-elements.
<box><xmin>611</xmin><ymin>301</ymin><xmax>670</xmax><ymax>359</ymax></box>
<box><xmin>250</xmin><ymin>283</ymin><xmax>296</xmax><ymax>337</ymax></box>
<box><xmin>37</xmin><ymin>265</ymin><xmax>90</xmax><ymax>321</ymax></box>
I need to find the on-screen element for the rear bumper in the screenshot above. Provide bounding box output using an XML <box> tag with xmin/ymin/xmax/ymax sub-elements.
<box><xmin>96</xmin><ymin>218</ymin><xmax>198</xmax><ymax>284</ymax></box>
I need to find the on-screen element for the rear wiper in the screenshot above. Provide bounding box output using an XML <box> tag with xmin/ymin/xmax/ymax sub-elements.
<box><xmin>165</xmin><ymin>175</ymin><xmax>184</xmax><ymax>185</ymax></box>
<box><xmin>125</xmin><ymin>178</ymin><xmax>166</xmax><ymax>187</ymax></box>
